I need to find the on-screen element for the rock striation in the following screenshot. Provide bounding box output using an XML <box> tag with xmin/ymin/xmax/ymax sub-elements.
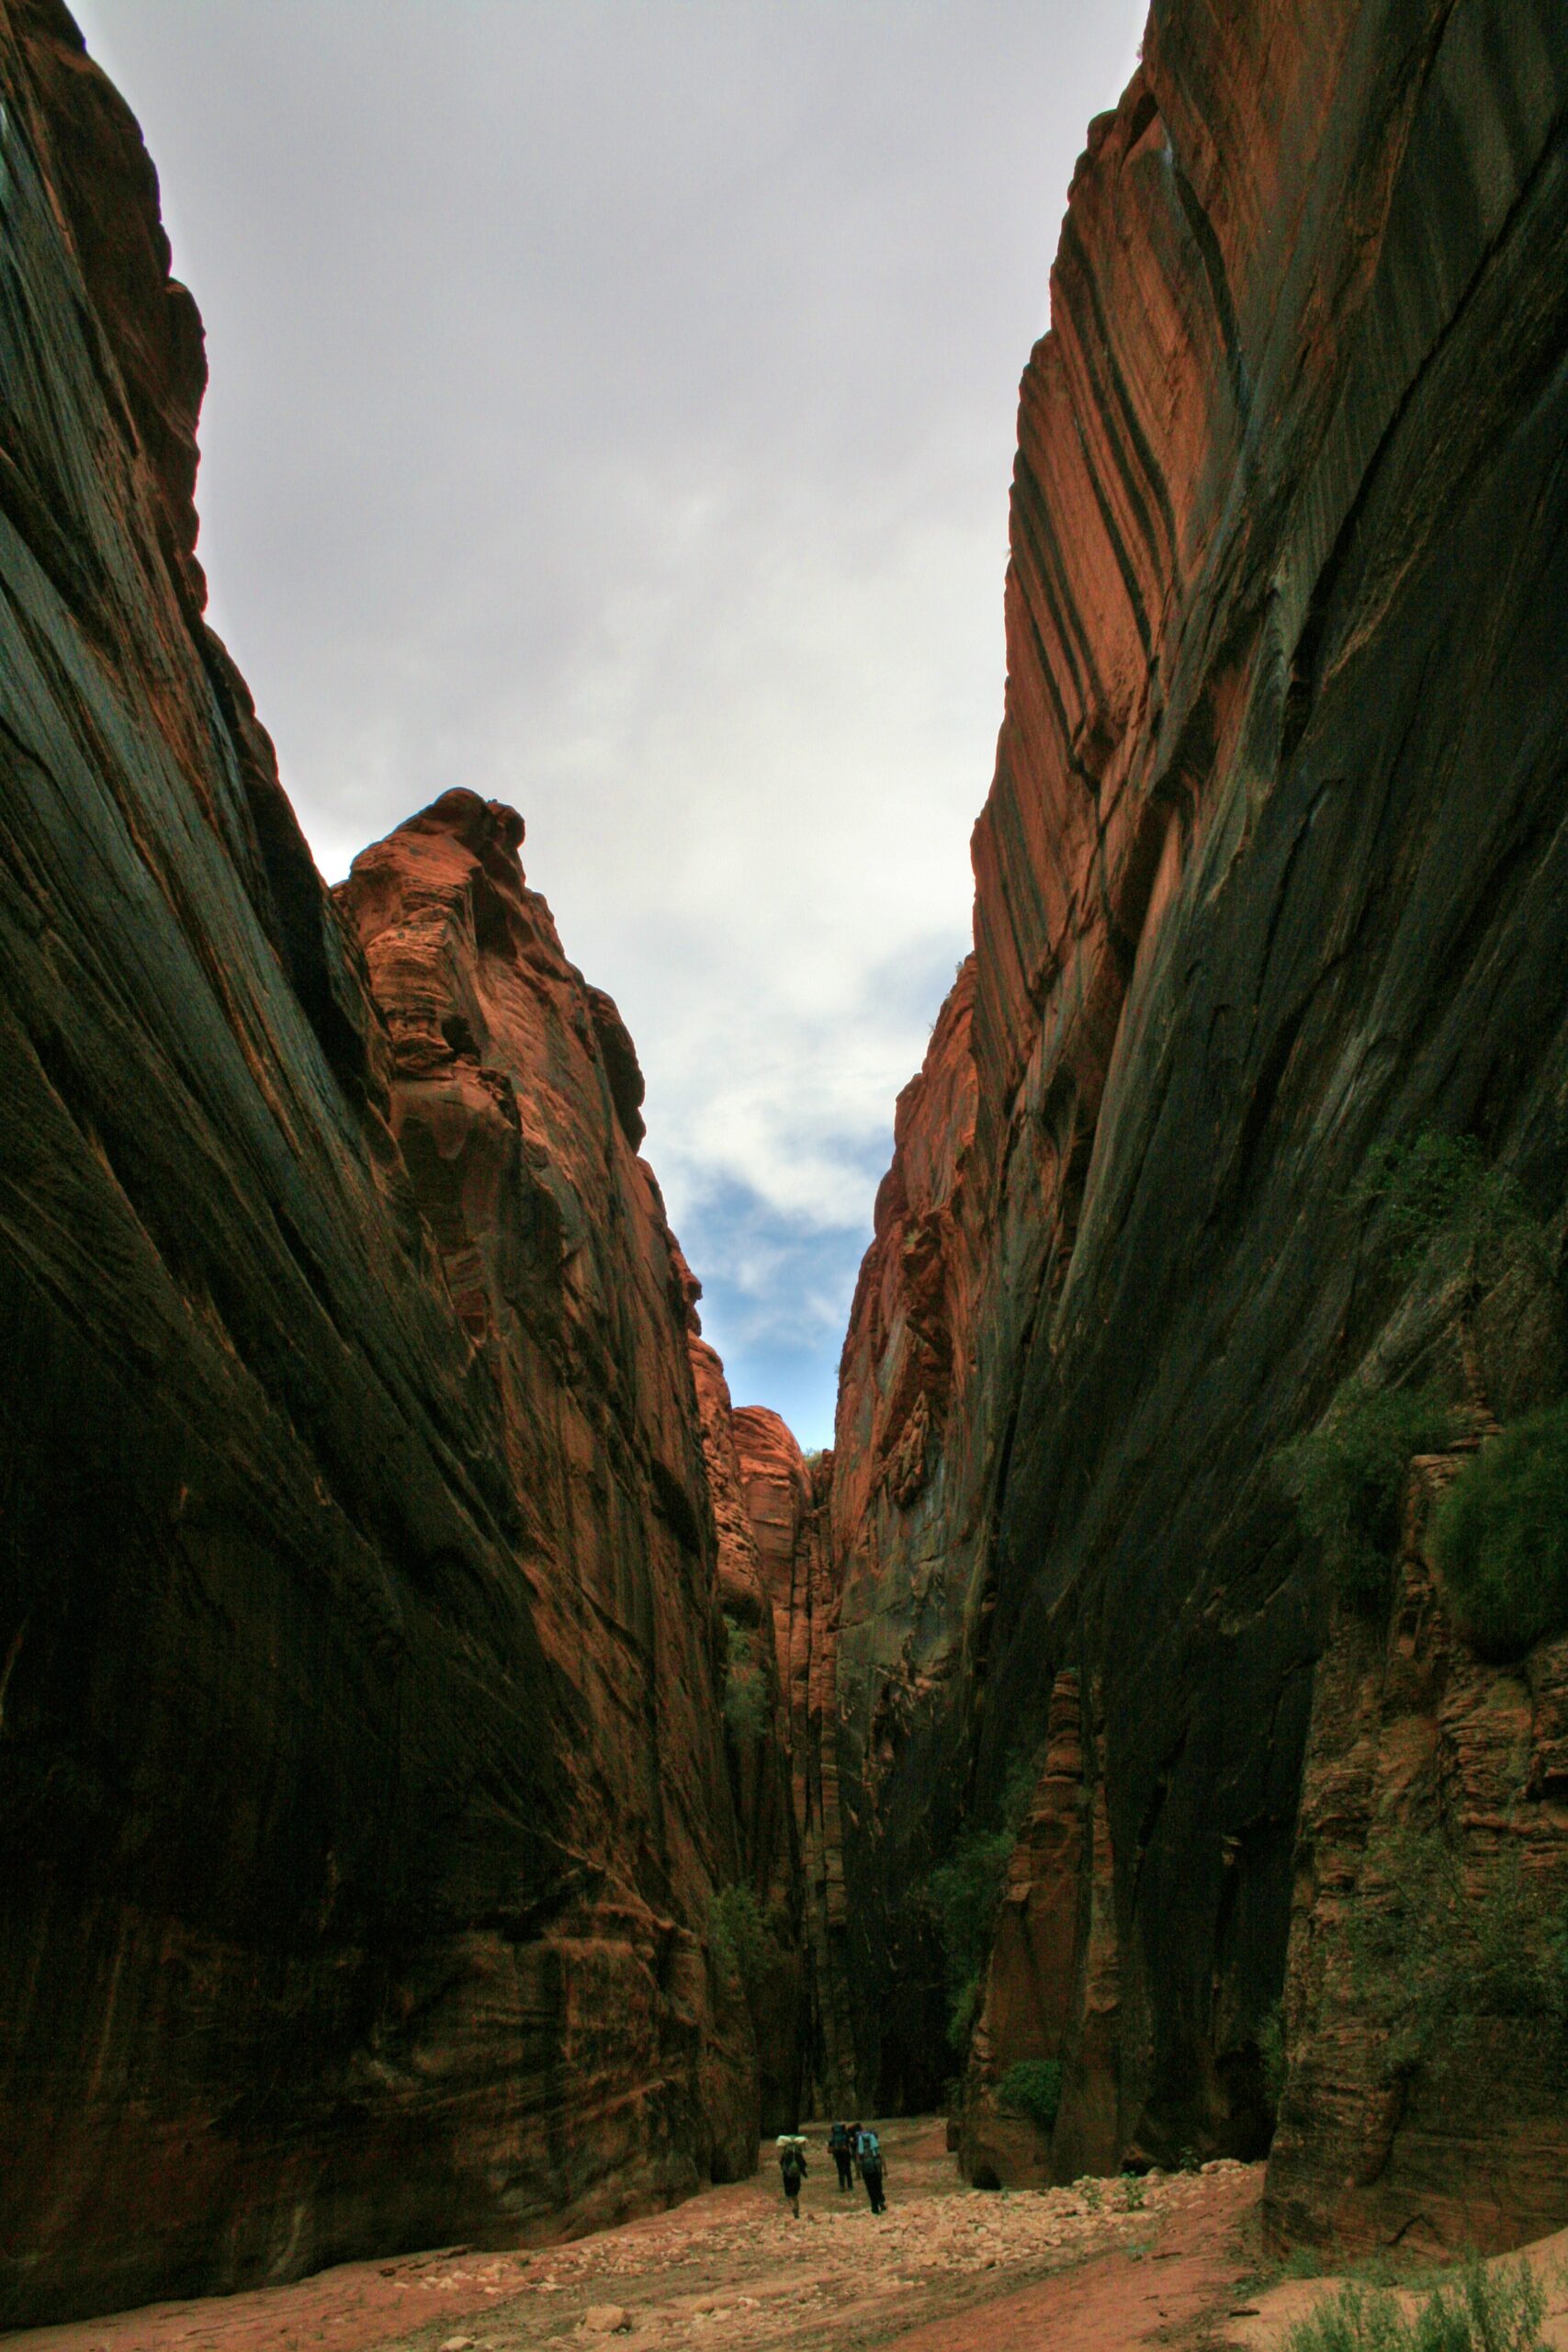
<box><xmin>1264</xmin><ymin>1454</ymin><xmax>1568</xmax><ymax>2255</ymax></box>
<box><xmin>0</xmin><ymin>4</ymin><xmax>758</xmax><ymax>2325</ymax></box>
<box><xmin>728</xmin><ymin>1413</ymin><xmax>857</xmax><ymax>2119</ymax></box>
<box><xmin>685</xmin><ymin>1335</ymin><xmax>806</xmax><ymax>2132</ymax></box>
<box><xmin>829</xmin><ymin>0</ymin><xmax>1568</xmax><ymax>2240</ymax></box>
<box><xmin>6</xmin><ymin>0</ymin><xmax>1568</xmax><ymax>2310</ymax></box>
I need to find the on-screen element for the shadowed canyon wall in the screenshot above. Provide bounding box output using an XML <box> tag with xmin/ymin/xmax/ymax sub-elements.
<box><xmin>729</xmin><ymin>1413</ymin><xmax>857</xmax><ymax>2119</ymax></box>
<box><xmin>0</xmin><ymin>1</ymin><xmax>762</xmax><ymax>2324</ymax></box>
<box><xmin>1264</xmin><ymin>1453</ymin><xmax>1568</xmax><ymax>2256</ymax></box>
<box><xmin>829</xmin><ymin>0</ymin><xmax>1568</xmax><ymax>2246</ymax></box>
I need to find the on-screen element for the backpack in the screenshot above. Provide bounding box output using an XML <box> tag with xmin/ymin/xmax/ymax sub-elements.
<box><xmin>860</xmin><ymin>2129</ymin><xmax>882</xmax><ymax>2164</ymax></box>
<box><xmin>829</xmin><ymin>2123</ymin><xmax>849</xmax><ymax>2150</ymax></box>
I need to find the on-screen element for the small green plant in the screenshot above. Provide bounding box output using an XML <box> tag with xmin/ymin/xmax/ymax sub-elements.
<box><xmin>1258</xmin><ymin>1999</ymin><xmax>1288</xmax><ymax>2106</ymax></box>
<box><xmin>929</xmin><ymin>1824</ymin><xmax>1017</xmax><ymax>2051</ymax></box>
<box><xmin>946</xmin><ymin>1973</ymin><xmax>981</xmax><ymax>2055</ymax></box>
<box><xmin>999</xmin><ymin>1744</ymin><xmax>1044</xmax><ymax>1833</ymax></box>
<box><xmin>1079</xmin><ymin>2177</ymin><xmax>1103</xmax><ymax>2211</ymax></box>
<box><xmin>722</xmin><ymin>1618</ymin><xmax>771</xmax><ymax>1740</ymax></box>
<box><xmin>1346</xmin><ymin>1828</ymin><xmax>1568</xmax><ymax>2081</ymax></box>
<box><xmin>708</xmin><ymin>1883</ymin><xmax>784</xmax><ymax>2003</ymax></box>
<box><xmin>1355</xmin><ymin>1134</ymin><xmax>1544</xmax><ymax>1285</ymax></box>
<box><xmin>1276</xmin><ymin>1383</ymin><xmax>1456</xmax><ymax>1608</ymax></box>
<box><xmin>1121</xmin><ymin>2175</ymin><xmax>1148</xmax><ymax>2211</ymax></box>
<box><xmin>995</xmin><ymin>2058</ymin><xmax>1062</xmax><ymax>2133</ymax></box>
<box><xmin>1281</xmin><ymin>2254</ymin><xmax>1548</xmax><ymax>2351</ymax></box>
<box><xmin>1285</xmin><ymin>2246</ymin><xmax>1326</xmax><ymax>2281</ymax></box>
<box><xmin>1432</xmin><ymin>1404</ymin><xmax>1568</xmax><ymax>1659</ymax></box>
<box><xmin>1178</xmin><ymin>2144</ymin><xmax>1202</xmax><ymax>2174</ymax></box>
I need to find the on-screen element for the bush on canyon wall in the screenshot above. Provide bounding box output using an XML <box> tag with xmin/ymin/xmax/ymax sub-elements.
<box><xmin>996</xmin><ymin>2059</ymin><xmax>1063</xmax><ymax>2134</ymax></box>
<box><xmin>1433</xmin><ymin>1405</ymin><xmax>1568</xmax><ymax>1660</ymax></box>
<box><xmin>1354</xmin><ymin>1133</ymin><xmax>1546</xmax><ymax>1287</ymax></box>
<box><xmin>1347</xmin><ymin>1830</ymin><xmax>1568</xmax><ymax>2084</ymax></box>
<box><xmin>928</xmin><ymin>1826</ymin><xmax>1016</xmax><ymax>2052</ymax></box>
<box><xmin>1277</xmin><ymin>1385</ymin><xmax>1455</xmax><ymax>1609</ymax></box>
<box><xmin>722</xmin><ymin>1620</ymin><xmax>772</xmax><ymax>1740</ymax></box>
<box><xmin>708</xmin><ymin>1883</ymin><xmax>785</xmax><ymax>2005</ymax></box>
<box><xmin>1282</xmin><ymin>2256</ymin><xmax>1548</xmax><ymax>2352</ymax></box>
<box><xmin>1257</xmin><ymin>2001</ymin><xmax>1288</xmax><ymax>2108</ymax></box>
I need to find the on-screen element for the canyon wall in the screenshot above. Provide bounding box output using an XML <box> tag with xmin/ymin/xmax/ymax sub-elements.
<box><xmin>831</xmin><ymin>0</ymin><xmax>1568</xmax><ymax>2236</ymax></box>
<box><xmin>686</xmin><ymin>1335</ymin><xmax>807</xmax><ymax>2132</ymax></box>
<box><xmin>0</xmin><ymin>2</ymin><xmax>760</xmax><ymax>2325</ymax></box>
<box><xmin>729</xmin><ymin>1413</ymin><xmax>857</xmax><ymax>2119</ymax></box>
<box><xmin>1264</xmin><ymin>1453</ymin><xmax>1568</xmax><ymax>2255</ymax></box>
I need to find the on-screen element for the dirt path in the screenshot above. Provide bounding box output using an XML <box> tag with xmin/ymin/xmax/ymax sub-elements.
<box><xmin>8</xmin><ymin>2123</ymin><xmax>1268</xmax><ymax>2352</ymax></box>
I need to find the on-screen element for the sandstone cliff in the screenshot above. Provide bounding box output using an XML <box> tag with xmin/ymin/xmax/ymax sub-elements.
<box><xmin>830</xmin><ymin>0</ymin><xmax>1568</xmax><ymax>2240</ymax></box>
<box><xmin>685</xmin><ymin>1335</ymin><xmax>806</xmax><ymax>2132</ymax></box>
<box><xmin>1265</xmin><ymin>1453</ymin><xmax>1568</xmax><ymax>2255</ymax></box>
<box><xmin>728</xmin><ymin>1412</ymin><xmax>857</xmax><ymax>2119</ymax></box>
<box><xmin>0</xmin><ymin>4</ymin><xmax>757</xmax><ymax>2324</ymax></box>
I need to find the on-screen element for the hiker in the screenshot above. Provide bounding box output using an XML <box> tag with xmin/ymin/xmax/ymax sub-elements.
<box><xmin>829</xmin><ymin>2120</ymin><xmax>853</xmax><ymax>2191</ymax></box>
<box><xmin>777</xmin><ymin>2134</ymin><xmax>807</xmax><ymax>2217</ymax></box>
<box><xmin>847</xmin><ymin>2119</ymin><xmax>863</xmax><ymax>2181</ymax></box>
<box><xmin>857</xmin><ymin>2123</ymin><xmax>886</xmax><ymax>2213</ymax></box>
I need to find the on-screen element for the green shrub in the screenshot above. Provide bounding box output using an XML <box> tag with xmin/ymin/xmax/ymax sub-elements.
<box><xmin>1354</xmin><ymin>1134</ymin><xmax>1543</xmax><ymax>1284</ymax></box>
<box><xmin>946</xmin><ymin>1973</ymin><xmax>981</xmax><ymax>2055</ymax></box>
<box><xmin>722</xmin><ymin>1619</ymin><xmax>771</xmax><ymax>1740</ymax></box>
<box><xmin>1432</xmin><ymin>1405</ymin><xmax>1568</xmax><ymax>1659</ymax></box>
<box><xmin>1346</xmin><ymin>1828</ymin><xmax>1568</xmax><ymax>2081</ymax></box>
<box><xmin>1276</xmin><ymin>1383</ymin><xmax>1455</xmax><ymax>1607</ymax></box>
<box><xmin>708</xmin><ymin>1882</ymin><xmax>783</xmax><ymax>2002</ymax></box>
<box><xmin>995</xmin><ymin>2058</ymin><xmax>1062</xmax><ymax>2133</ymax></box>
<box><xmin>1121</xmin><ymin>2176</ymin><xmax>1147</xmax><ymax>2211</ymax></box>
<box><xmin>929</xmin><ymin>1825</ymin><xmax>1016</xmax><ymax>2050</ymax></box>
<box><xmin>1258</xmin><ymin>1999</ymin><xmax>1288</xmax><ymax>2106</ymax></box>
<box><xmin>1281</xmin><ymin>2255</ymin><xmax>1548</xmax><ymax>2351</ymax></box>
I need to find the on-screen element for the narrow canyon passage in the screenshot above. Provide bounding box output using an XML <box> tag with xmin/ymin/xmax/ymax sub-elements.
<box><xmin>4</xmin><ymin>0</ymin><xmax>1568</xmax><ymax>2336</ymax></box>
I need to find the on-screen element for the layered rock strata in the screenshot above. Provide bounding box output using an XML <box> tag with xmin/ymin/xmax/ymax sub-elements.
<box><xmin>729</xmin><ymin>1412</ymin><xmax>857</xmax><ymax>2118</ymax></box>
<box><xmin>0</xmin><ymin>5</ymin><xmax>755</xmax><ymax>2324</ymax></box>
<box><xmin>685</xmin><ymin>1335</ymin><xmax>806</xmax><ymax>2131</ymax></box>
<box><xmin>831</xmin><ymin>0</ymin><xmax>1568</xmax><ymax>2231</ymax></box>
<box><xmin>1264</xmin><ymin>1456</ymin><xmax>1568</xmax><ymax>2255</ymax></box>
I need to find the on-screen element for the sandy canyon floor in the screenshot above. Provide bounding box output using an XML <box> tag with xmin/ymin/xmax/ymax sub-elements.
<box><xmin>12</xmin><ymin>2121</ymin><xmax>1568</xmax><ymax>2352</ymax></box>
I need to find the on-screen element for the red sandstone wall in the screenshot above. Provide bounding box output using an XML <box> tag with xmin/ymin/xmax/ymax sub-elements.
<box><xmin>1265</xmin><ymin>1457</ymin><xmax>1568</xmax><ymax>2254</ymax></box>
<box><xmin>0</xmin><ymin>6</ymin><xmax>758</xmax><ymax>2324</ymax></box>
<box><xmin>829</xmin><ymin>0</ymin><xmax>1568</xmax><ymax>2233</ymax></box>
<box><xmin>729</xmin><ymin>1412</ymin><xmax>857</xmax><ymax>2116</ymax></box>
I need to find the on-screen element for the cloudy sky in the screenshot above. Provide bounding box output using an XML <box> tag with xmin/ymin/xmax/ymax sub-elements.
<box><xmin>73</xmin><ymin>0</ymin><xmax>1145</xmax><ymax>1444</ymax></box>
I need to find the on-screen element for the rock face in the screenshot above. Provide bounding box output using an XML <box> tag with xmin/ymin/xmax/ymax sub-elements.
<box><xmin>728</xmin><ymin>1413</ymin><xmax>857</xmax><ymax>2119</ymax></box>
<box><xmin>0</xmin><ymin>6</ymin><xmax>755</xmax><ymax>2325</ymax></box>
<box><xmin>831</xmin><ymin>966</ymin><xmax>980</xmax><ymax>2111</ymax></box>
<box><xmin>685</xmin><ymin>1335</ymin><xmax>806</xmax><ymax>2132</ymax></box>
<box><xmin>1265</xmin><ymin>1456</ymin><xmax>1568</xmax><ymax>2255</ymax></box>
<box><xmin>830</xmin><ymin>0</ymin><xmax>1568</xmax><ymax>2226</ymax></box>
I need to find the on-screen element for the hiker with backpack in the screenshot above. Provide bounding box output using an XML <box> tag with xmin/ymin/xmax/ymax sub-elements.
<box><xmin>776</xmin><ymin>2134</ymin><xmax>807</xmax><ymax>2217</ymax></box>
<box><xmin>828</xmin><ymin>2120</ymin><xmax>853</xmax><ymax>2190</ymax></box>
<box><xmin>856</xmin><ymin>2124</ymin><xmax>886</xmax><ymax>2212</ymax></box>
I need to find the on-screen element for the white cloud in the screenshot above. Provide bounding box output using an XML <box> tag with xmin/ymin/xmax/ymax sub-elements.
<box><xmin>72</xmin><ymin>0</ymin><xmax>1148</xmax><ymax>1436</ymax></box>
